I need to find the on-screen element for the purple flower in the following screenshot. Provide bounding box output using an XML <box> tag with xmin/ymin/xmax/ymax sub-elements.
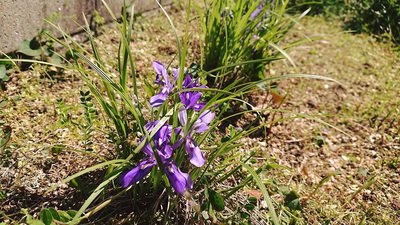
<box><xmin>120</xmin><ymin>121</ymin><xmax>192</xmax><ymax>195</ymax></box>
<box><xmin>150</xmin><ymin>62</ymin><xmax>175</xmax><ymax>108</ymax></box>
<box><xmin>163</xmin><ymin>159</ymin><xmax>193</xmax><ymax>195</ymax></box>
<box><xmin>177</xmin><ymin>108</ymin><xmax>215</xmax><ymax>167</ymax></box>
<box><xmin>151</xmin><ymin>62</ymin><xmax>207</xmax><ymax>110</ymax></box>
<box><xmin>154</xmin><ymin>123</ymin><xmax>172</xmax><ymax>148</ymax></box>
<box><xmin>193</xmin><ymin>110</ymin><xmax>215</xmax><ymax>133</ymax></box>
<box><xmin>185</xmin><ymin>136</ymin><xmax>205</xmax><ymax>167</ymax></box>
<box><xmin>153</xmin><ymin>61</ymin><xmax>172</xmax><ymax>89</ymax></box>
<box><xmin>172</xmin><ymin>68</ymin><xmax>179</xmax><ymax>81</ymax></box>
<box><xmin>150</xmin><ymin>87</ymin><xmax>169</xmax><ymax>107</ymax></box>
<box><xmin>180</xmin><ymin>92</ymin><xmax>202</xmax><ymax>110</ymax></box>
<box><xmin>182</xmin><ymin>74</ymin><xmax>197</xmax><ymax>88</ymax></box>
<box><xmin>120</xmin><ymin>158</ymin><xmax>156</xmax><ymax>188</ymax></box>
<box><xmin>122</xmin><ymin>61</ymin><xmax>216</xmax><ymax>195</ymax></box>
<box><xmin>179</xmin><ymin>75</ymin><xmax>206</xmax><ymax>111</ymax></box>
<box><xmin>178</xmin><ymin>107</ymin><xmax>188</xmax><ymax>127</ymax></box>
<box><xmin>120</xmin><ymin>144</ymin><xmax>192</xmax><ymax>195</ymax></box>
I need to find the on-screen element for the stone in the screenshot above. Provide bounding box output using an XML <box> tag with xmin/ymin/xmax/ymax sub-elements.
<box><xmin>0</xmin><ymin>0</ymin><xmax>171</xmax><ymax>53</ymax></box>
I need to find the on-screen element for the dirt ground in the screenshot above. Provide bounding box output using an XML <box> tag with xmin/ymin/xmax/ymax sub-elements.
<box><xmin>263</xmin><ymin>16</ymin><xmax>400</xmax><ymax>224</ymax></box>
<box><xmin>1</xmin><ymin>5</ymin><xmax>399</xmax><ymax>225</ymax></box>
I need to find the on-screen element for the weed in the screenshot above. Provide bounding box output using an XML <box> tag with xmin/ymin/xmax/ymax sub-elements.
<box><xmin>79</xmin><ymin>90</ymin><xmax>97</xmax><ymax>151</ymax></box>
<box><xmin>17</xmin><ymin>29</ymin><xmax>63</xmax><ymax>67</ymax></box>
<box><xmin>55</xmin><ymin>99</ymin><xmax>70</xmax><ymax>126</ymax></box>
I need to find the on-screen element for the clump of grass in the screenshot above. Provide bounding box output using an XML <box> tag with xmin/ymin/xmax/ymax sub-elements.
<box><xmin>199</xmin><ymin>0</ymin><xmax>305</xmax><ymax>89</ymax></box>
<box><xmin>345</xmin><ymin>0</ymin><xmax>400</xmax><ymax>46</ymax></box>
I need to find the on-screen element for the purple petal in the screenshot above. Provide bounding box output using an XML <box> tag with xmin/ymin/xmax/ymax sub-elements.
<box><xmin>187</xmin><ymin>92</ymin><xmax>202</xmax><ymax>109</ymax></box>
<box><xmin>185</xmin><ymin>138</ymin><xmax>205</xmax><ymax>167</ymax></box>
<box><xmin>142</xmin><ymin>142</ymin><xmax>153</xmax><ymax>156</ymax></box>
<box><xmin>120</xmin><ymin>159</ymin><xmax>156</xmax><ymax>188</ymax></box>
<box><xmin>182</xmin><ymin>74</ymin><xmax>195</xmax><ymax>88</ymax></box>
<box><xmin>159</xmin><ymin>144</ymin><xmax>173</xmax><ymax>160</ymax></box>
<box><xmin>174</xmin><ymin>127</ymin><xmax>183</xmax><ymax>136</ymax></box>
<box><xmin>250</xmin><ymin>4</ymin><xmax>263</xmax><ymax>19</ymax></box>
<box><xmin>145</xmin><ymin>120</ymin><xmax>159</xmax><ymax>132</ymax></box>
<box><xmin>164</xmin><ymin>161</ymin><xmax>193</xmax><ymax>195</ymax></box>
<box><xmin>153</xmin><ymin>61</ymin><xmax>168</xmax><ymax>84</ymax></box>
<box><xmin>193</xmin><ymin>102</ymin><xmax>206</xmax><ymax>111</ymax></box>
<box><xmin>172</xmin><ymin>68</ymin><xmax>179</xmax><ymax>81</ymax></box>
<box><xmin>150</xmin><ymin>89</ymin><xmax>169</xmax><ymax>108</ymax></box>
<box><xmin>172</xmin><ymin>137</ymin><xmax>184</xmax><ymax>149</ymax></box>
<box><xmin>194</xmin><ymin>123</ymin><xmax>209</xmax><ymax>133</ymax></box>
<box><xmin>199</xmin><ymin>110</ymin><xmax>215</xmax><ymax>124</ymax></box>
<box><xmin>180</xmin><ymin>92</ymin><xmax>202</xmax><ymax>109</ymax></box>
<box><xmin>156</xmin><ymin>125</ymin><xmax>172</xmax><ymax>147</ymax></box>
<box><xmin>178</xmin><ymin>107</ymin><xmax>187</xmax><ymax>126</ymax></box>
<box><xmin>193</xmin><ymin>110</ymin><xmax>215</xmax><ymax>133</ymax></box>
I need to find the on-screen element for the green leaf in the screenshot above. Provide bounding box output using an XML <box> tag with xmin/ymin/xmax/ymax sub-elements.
<box><xmin>57</xmin><ymin>210</ymin><xmax>72</xmax><ymax>222</ymax></box>
<box><xmin>46</xmin><ymin>159</ymin><xmax>127</xmax><ymax>193</ymax></box>
<box><xmin>67</xmin><ymin>210</ymin><xmax>77</xmax><ymax>218</ymax></box>
<box><xmin>241</xmin><ymin>162</ymin><xmax>280</xmax><ymax>225</ymax></box>
<box><xmin>310</xmin><ymin>172</ymin><xmax>339</xmax><ymax>197</ymax></box>
<box><xmin>26</xmin><ymin>219</ymin><xmax>45</xmax><ymax>225</ymax></box>
<box><xmin>244</xmin><ymin>203</ymin><xmax>256</xmax><ymax>210</ymax></box>
<box><xmin>248</xmin><ymin>196</ymin><xmax>257</xmax><ymax>204</ymax></box>
<box><xmin>143</xmin><ymin>78</ymin><xmax>155</xmax><ymax>97</ymax></box>
<box><xmin>284</xmin><ymin>190</ymin><xmax>302</xmax><ymax>211</ymax></box>
<box><xmin>265</xmin><ymin>163</ymin><xmax>291</xmax><ymax>171</ymax></box>
<box><xmin>18</xmin><ymin>39</ymin><xmax>41</xmax><ymax>57</ymax></box>
<box><xmin>40</xmin><ymin>208</ymin><xmax>53</xmax><ymax>225</ymax></box>
<box><xmin>0</xmin><ymin>190</ymin><xmax>6</xmax><ymax>200</ymax></box>
<box><xmin>71</xmin><ymin>168</ymin><xmax>123</xmax><ymax>223</ymax></box>
<box><xmin>208</xmin><ymin>189</ymin><xmax>225</xmax><ymax>212</ymax></box>
<box><xmin>349</xmin><ymin>175</ymin><xmax>377</xmax><ymax>201</ymax></box>
<box><xmin>51</xmin><ymin>144</ymin><xmax>65</xmax><ymax>155</ymax></box>
<box><xmin>315</xmin><ymin>135</ymin><xmax>325</xmax><ymax>147</ymax></box>
<box><xmin>0</xmin><ymin>64</ymin><xmax>9</xmax><ymax>82</ymax></box>
<box><xmin>49</xmin><ymin>54</ymin><xmax>62</xmax><ymax>66</ymax></box>
<box><xmin>0</xmin><ymin>99</ymin><xmax>7</xmax><ymax>108</ymax></box>
<box><xmin>0</xmin><ymin>126</ymin><xmax>12</xmax><ymax>149</ymax></box>
<box><xmin>69</xmin><ymin>178</ymin><xmax>80</xmax><ymax>188</ymax></box>
<box><xmin>47</xmin><ymin>208</ymin><xmax>60</xmax><ymax>221</ymax></box>
<box><xmin>240</xmin><ymin>211</ymin><xmax>250</xmax><ymax>219</ymax></box>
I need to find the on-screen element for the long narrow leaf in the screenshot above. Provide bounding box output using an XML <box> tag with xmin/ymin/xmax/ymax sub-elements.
<box><xmin>46</xmin><ymin>159</ymin><xmax>127</xmax><ymax>193</ymax></box>
<box><xmin>241</xmin><ymin>163</ymin><xmax>280</xmax><ymax>225</ymax></box>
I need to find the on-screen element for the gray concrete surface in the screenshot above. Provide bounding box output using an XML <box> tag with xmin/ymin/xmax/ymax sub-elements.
<box><xmin>0</xmin><ymin>0</ymin><xmax>171</xmax><ymax>53</ymax></box>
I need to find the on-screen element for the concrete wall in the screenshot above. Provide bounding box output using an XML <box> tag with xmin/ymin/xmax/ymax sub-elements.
<box><xmin>0</xmin><ymin>0</ymin><xmax>171</xmax><ymax>53</ymax></box>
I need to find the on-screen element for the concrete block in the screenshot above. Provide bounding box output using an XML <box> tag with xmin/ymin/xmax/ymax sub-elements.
<box><xmin>0</xmin><ymin>0</ymin><xmax>171</xmax><ymax>53</ymax></box>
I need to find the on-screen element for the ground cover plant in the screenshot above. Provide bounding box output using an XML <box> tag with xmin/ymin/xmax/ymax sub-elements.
<box><xmin>345</xmin><ymin>0</ymin><xmax>400</xmax><ymax>45</ymax></box>
<box><xmin>0</xmin><ymin>0</ymin><xmax>399</xmax><ymax>225</ymax></box>
<box><xmin>287</xmin><ymin>0</ymin><xmax>347</xmax><ymax>17</ymax></box>
<box><xmin>288</xmin><ymin>0</ymin><xmax>400</xmax><ymax>47</ymax></box>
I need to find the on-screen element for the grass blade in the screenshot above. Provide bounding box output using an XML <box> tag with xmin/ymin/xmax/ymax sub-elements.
<box><xmin>241</xmin><ymin>162</ymin><xmax>280</xmax><ymax>225</ymax></box>
<box><xmin>46</xmin><ymin>159</ymin><xmax>128</xmax><ymax>193</ymax></box>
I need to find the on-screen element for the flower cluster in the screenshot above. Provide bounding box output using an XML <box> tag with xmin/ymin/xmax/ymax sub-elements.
<box><xmin>120</xmin><ymin>62</ymin><xmax>214</xmax><ymax>195</ymax></box>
